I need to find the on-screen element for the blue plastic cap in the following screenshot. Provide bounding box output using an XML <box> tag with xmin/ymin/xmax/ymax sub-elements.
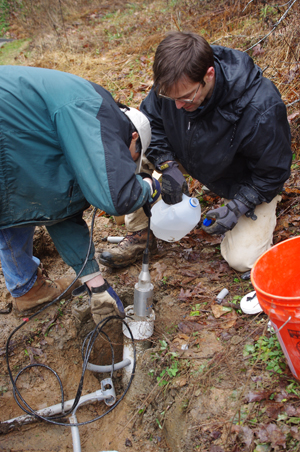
<box><xmin>203</xmin><ymin>218</ymin><xmax>213</xmax><ymax>226</ymax></box>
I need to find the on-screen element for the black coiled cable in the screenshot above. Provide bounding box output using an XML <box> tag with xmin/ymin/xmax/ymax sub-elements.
<box><xmin>5</xmin><ymin>207</ymin><xmax>136</xmax><ymax>427</ymax></box>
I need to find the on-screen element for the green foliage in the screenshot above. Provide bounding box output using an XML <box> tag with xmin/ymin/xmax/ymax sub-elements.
<box><xmin>0</xmin><ymin>39</ymin><xmax>30</xmax><ymax>65</ymax></box>
<box><xmin>243</xmin><ymin>335</ymin><xmax>286</xmax><ymax>374</ymax></box>
<box><xmin>260</xmin><ymin>4</ymin><xmax>279</xmax><ymax>20</ymax></box>
<box><xmin>190</xmin><ymin>303</ymin><xmax>202</xmax><ymax>316</ymax></box>
<box><xmin>157</xmin><ymin>361</ymin><xmax>179</xmax><ymax>386</ymax></box>
<box><xmin>229</xmin><ymin>295</ymin><xmax>242</xmax><ymax>314</ymax></box>
<box><xmin>0</xmin><ymin>0</ymin><xmax>10</xmax><ymax>35</ymax></box>
<box><xmin>161</xmin><ymin>275</ymin><xmax>168</xmax><ymax>285</ymax></box>
<box><xmin>153</xmin><ymin>340</ymin><xmax>180</xmax><ymax>386</ymax></box>
<box><xmin>286</xmin><ymin>380</ymin><xmax>300</xmax><ymax>396</ymax></box>
<box><xmin>0</xmin><ymin>385</ymin><xmax>8</xmax><ymax>395</ymax></box>
<box><xmin>158</xmin><ymin>339</ymin><xmax>168</xmax><ymax>351</ymax></box>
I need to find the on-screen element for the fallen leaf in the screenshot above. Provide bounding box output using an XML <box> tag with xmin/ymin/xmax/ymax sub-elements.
<box><xmin>194</xmin><ymin>229</ymin><xmax>222</xmax><ymax>245</ymax></box>
<box><xmin>178</xmin><ymin>321</ymin><xmax>205</xmax><ymax>334</ymax></box>
<box><xmin>255</xmin><ymin>423</ymin><xmax>286</xmax><ymax>448</ymax></box>
<box><xmin>174</xmin><ymin>377</ymin><xmax>187</xmax><ymax>387</ymax></box>
<box><xmin>180</xmin><ymin>270</ymin><xmax>198</xmax><ymax>277</ymax></box>
<box><xmin>178</xmin><ymin>288</ymin><xmax>193</xmax><ymax>301</ymax></box>
<box><xmin>252</xmin><ymin>44</ymin><xmax>264</xmax><ymax>56</ymax></box>
<box><xmin>152</xmin><ymin>262</ymin><xmax>168</xmax><ymax>281</ymax></box>
<box><xmin>285</xmin><ymin>404</ymin><xmax>300</xmax><ymax>416</ymax></box>
<box><xmin>218</xmin><ymin>309</ymin><xmax>238</xmax><ymax>329</ymax></box>
<box><xmin>245</xmin><ymin>390</ymin><xmax>273</xmax><ymax>402</ymax></box>
<box><xmin>211</xmin><ymin>304</ymin><xmax>233</xmax><ymax>318</ymax></box>
<box><xmin>288</xmin><ymin>110</ymin><xmax>300</xmax><ymax>122</ymax></box>
<box><xmin>232</xmin><ymin>424</ymin><xmax>254</xmax><ymax>447</ymax></box>
<box><xmin>265</xmin><ymin>402</ymin><xmax>283</xmax><ymax>419</ymax></box>
<box><xmin>209</xmin><ymin>446</ymin><xmax>225</xmax><ymax>452</ymax></box>
<box><xmin>171</xmin><ymin>337</ymin><xmax>189</xmax><ymax>349</ymax></box>
<box><xmin>290</xmin><ymin>425</ymin><xmax>300</xmax><ymax>440</ymax></box>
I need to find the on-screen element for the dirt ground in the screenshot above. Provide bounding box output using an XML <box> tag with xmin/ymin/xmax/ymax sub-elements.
<box><xmin>1</xmin><ymin>175</ymin><xmax>300</xmax><ymax>452</ymax></box>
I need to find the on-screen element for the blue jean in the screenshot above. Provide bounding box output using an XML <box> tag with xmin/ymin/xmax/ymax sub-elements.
<box><xmin>0</xmin><ymin>213</ymin><xmax>99</xmax><ymax>297</ymax></box>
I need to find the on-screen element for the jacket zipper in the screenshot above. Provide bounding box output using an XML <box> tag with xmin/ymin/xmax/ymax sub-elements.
<box><xmin>186</xmin><ymin>120</ymin><xmax>195</xmax><ymax>169</ymax></box>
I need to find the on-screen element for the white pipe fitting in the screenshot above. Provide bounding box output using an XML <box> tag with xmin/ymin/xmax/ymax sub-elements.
<box><xmin>122</xmin><ymin>305</ymin><xmax>155</xmax><ymax>387</ymax></box>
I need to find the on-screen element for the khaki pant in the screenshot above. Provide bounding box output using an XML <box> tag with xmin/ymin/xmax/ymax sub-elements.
<box><xmin>123</xmin><ymin>155</ymin><xmax>280</xmax><ymax>273</ymax></box>
<box><xmin>221</xmin><ymin>195</ymin><xmax>281</xmax><ymax>272</ymax></box>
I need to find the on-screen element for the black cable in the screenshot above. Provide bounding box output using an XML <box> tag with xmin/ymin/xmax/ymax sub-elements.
<box><xmin>142</xmin><ymin>217</ymin><xmax>151</xmax><ymax>266</ymax></box>
<box><xmin>5</xmin><ymin>207</ymin><xmax>137</xmax><ymax>427</ymax></box>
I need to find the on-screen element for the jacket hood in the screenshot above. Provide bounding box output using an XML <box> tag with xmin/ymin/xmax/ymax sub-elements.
<box><xmin>189</xmin><ymin>46</ymin><xmax>262</xmax><ymax>123</ymax></box>
<box><xmin>214</xmin><ymin>46</ymin><xmax>262</xmax><ymax>122</ymax></box>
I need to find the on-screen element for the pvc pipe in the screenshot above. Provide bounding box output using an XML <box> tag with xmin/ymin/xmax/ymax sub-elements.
<box><xmin>122</xmin><ymin>305</ymin><xmax>155</xmax><ymax>387</ymax></box>
<box><xmin>86</xmin><ymin>358</ymin><xmax>131</xmax><ymax>373</ymax></box>
<box><xmin>122</xmin><ymin>306</ymin><xmax>155</xmax><ymax>340</ymax></box>
<box><xmin>70</xmin><ymin>414</ymin><xmax>81</xmax><ymax>452</ymax></box>
<box><xmin>2</xmin><ymin>390</ymin><xmax>108</xmax><ymax>429</ymax></box>
<box><xmin>216</xmin><ymin>288</ymin><xmax>229</xmax><ymax>304</ymax></box>
<box><xmin>70</xmin><ymin>411</ymin><xmax>119</xmax><ymax>452</ymax></box>
<box><xmin>107</xmin><ymin>236</ymin><xmax>124</xmax><ymax>243</ymax></box>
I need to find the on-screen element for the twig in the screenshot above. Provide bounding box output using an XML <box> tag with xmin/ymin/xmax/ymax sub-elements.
<box><xmin>242</xmin><ymin>0</ymin><xmax>255</xmax><ymax>12</ymax></box>
<box><xmin>287</xmin><ymin>98</ymin><xmax>300</xmax><ymax>107</ymax></box>
<box><xmin>277</xmin><ymin>198</ymin><xmax>300</xmax><ymax>218</ymax></box>
<box><xmin>244</xmin><ymin>0</ymin><xmax>298</xmax><ymax>52</ymax></box>
<box><xmin>58</xmin><ymin>0</ymin><xmax>69</xmax><ymax>46</ymax></box>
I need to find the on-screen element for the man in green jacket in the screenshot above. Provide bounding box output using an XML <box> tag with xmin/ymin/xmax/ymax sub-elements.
<box><xmin>0</xmin><ymin>65</ymin><xmax>159</xmax><ymax>323</ymax></box>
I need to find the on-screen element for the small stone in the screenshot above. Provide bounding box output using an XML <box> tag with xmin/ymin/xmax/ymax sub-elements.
<box><xmin>125</xmin><ymin>438</ymin><xmax>132</xmax><ymax>447</ymax></box>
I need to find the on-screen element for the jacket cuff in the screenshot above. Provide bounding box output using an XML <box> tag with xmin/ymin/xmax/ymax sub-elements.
<box><xmin>234</xmin><ymin>185</ymin><xmax>264</xmax><ymax>210</ymax></box>
<box><xmin>145</xmin><ymin>152</ymin><xmax>176</xmax><ymax>171</ymax></box>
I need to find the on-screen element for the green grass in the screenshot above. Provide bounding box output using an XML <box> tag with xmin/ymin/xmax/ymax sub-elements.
<box><xmin>0</xmin><ymin>0</ymin><xmax>10</xmax><ymax>36</ymax></box>
<box><xmin>0</xmin><ymin>39</ymin><xmax>30</xmax><ymax>65</ymax></box>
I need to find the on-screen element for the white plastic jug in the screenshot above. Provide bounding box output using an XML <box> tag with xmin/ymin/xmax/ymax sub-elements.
<box><xmin>150</xmin><ymin>194</ymin><xmax>201</xmax><ymax>242</ymax></box>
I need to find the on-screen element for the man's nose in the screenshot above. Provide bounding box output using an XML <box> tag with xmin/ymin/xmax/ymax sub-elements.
<box><xmin>175</xmin><ymin>100</ymin><xmax>185</xmax><ymax>109</ymax></box>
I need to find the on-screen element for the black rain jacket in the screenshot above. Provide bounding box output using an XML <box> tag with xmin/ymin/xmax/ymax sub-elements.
<box><xmin>140</xmin><ymin>46</ymin><xmax>292</xmax><ymax>207</ymax></box>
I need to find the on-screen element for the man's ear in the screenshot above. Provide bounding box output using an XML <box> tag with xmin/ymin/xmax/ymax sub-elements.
<box><xmin>131</xmin><ymin>131</ymin><xmax>139</xmax><ymax>142</ymax></box>
<box><xmin>204</xmin><ymin>66</ymin><xmax>215</xmax><ymax>83</ymax></box>
<box><xmin>129</xmin><ymin>131</ymin><xmax>140</xmax><ymax>161</ymax></box>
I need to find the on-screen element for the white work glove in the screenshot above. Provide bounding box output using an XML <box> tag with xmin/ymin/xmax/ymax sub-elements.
<box><xmin>73</xmin><ymin>280</ymin><xmax>125</xmax><ymax>325</ymax></box>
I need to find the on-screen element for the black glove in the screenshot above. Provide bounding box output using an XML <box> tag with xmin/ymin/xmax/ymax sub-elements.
<box><xmin>158</xmin><ymin>161</ymin><xmax>189</xmax><ymax>205</ymax></box>
<box><xmin>202</xmin><ymin>199</ymin><xmax>251</xmax><ymax>235</ymax></box>
<box><xmin>138</xmin><ymin>173</ymin><xmax>161</xmax><ymax>217</ymax></box>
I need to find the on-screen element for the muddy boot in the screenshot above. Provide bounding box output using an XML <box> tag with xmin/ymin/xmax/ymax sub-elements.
<box><xmin>12</xmin><ymin>267</ymin><xmax>79</xmax><ymax>313</ymax></box>
<box><xmin>98</xmin><ymin>228</ymin><xmax>157</xmax><ymax>268</ymax></box>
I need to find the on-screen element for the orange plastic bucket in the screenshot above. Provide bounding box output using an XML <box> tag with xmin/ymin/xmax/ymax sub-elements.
<box><xmin>251</xmin><ymin>236</ymin><xmax>300</xmax><ymax>380</ymax></box>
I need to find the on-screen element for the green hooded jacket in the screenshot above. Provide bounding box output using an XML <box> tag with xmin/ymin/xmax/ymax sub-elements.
<box><xmin>0</xmin><ymin>66</ymin><xmax>151</xmax><ymax>228</ymax></box>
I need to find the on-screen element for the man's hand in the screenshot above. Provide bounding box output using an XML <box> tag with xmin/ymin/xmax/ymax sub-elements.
<box><xmin>91</xmin><ymin>280</ymin><xmax>125</xmax><ymax>325</ymax></box>
<box><xmin>159</xmin><ymin>161</ymin><xmax>189</xmax><ymax>204</ymax></box>
<box><xmin>202</xmin><ymin>199</ymin><xmax>250</xmax><ymax>235</ymax></box>
<box><xmin>72</xmin><ymin>280</ymin><xmax>125</xmax><ymax>325</ymax></box>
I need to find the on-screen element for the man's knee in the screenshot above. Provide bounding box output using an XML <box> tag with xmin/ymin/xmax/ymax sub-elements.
<box><xmin>221</xmin><ymin>249</ymin><xmax>256</xmax><ymax>273</ymax></box>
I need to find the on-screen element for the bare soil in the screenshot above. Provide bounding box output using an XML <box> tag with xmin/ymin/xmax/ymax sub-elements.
<box><xmin>1</xmin><ymin>176</ymin><xmax>300</xmax><ymax>452</ymax></box>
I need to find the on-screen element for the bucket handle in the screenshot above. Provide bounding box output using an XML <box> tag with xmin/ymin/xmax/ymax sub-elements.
<box><xmin>269</xmin><ymin>316</ymin><xmax>292</xmax><ymax>335</ymax></box>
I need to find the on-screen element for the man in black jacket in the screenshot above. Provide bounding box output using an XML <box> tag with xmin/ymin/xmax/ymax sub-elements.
<box><xmin>99</xmin><ymin>31</ymin><xmax>292</xmax><ymax>273</ymax></box>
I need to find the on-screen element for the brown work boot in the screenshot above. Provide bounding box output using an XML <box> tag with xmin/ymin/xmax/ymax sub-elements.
<box><xmin>98</xmin><ymin>228</ymin><xmax>157</xmax><ymax>268</ymax></box>
<box><xmin>13</xmin><ymin>267</ymin><xmax>79</xmax><ymax>313</ymax></box>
